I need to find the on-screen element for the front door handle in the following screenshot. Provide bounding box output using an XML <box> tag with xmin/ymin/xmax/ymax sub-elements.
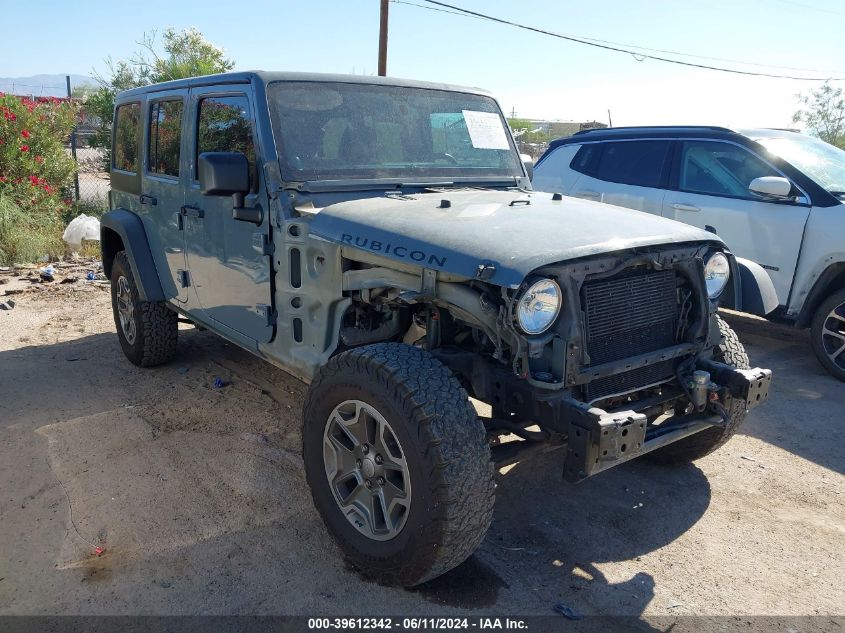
<box><xmin>672</xmin><ymin>203</ymin><xmax>700</xmax><ymax>212</ymax></box>
<box><xmin>180</xmin><ymin>205</ymin><xmax>204</xmax><ymax>218</ymax></box>
<box><xmin>139</xmin><ymin>193</ymin><xmax>157</xmax><ymax>206</ymax></box>
<box><xmin>575</xmin><ymin>189</ymin><xmax>601</xmax><ymax>199</ymax></box>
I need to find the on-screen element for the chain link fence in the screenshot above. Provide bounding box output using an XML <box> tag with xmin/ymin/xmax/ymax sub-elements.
<box><xmin>67</xmin><ymin>126</ymin><xmax>109</xmax><ymax>212</ymax></box>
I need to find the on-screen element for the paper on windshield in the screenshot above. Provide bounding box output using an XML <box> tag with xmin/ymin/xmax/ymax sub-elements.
<box><xmin>462</xmin><ymin>110</ymin><xmax>510</xmax><ymax>150</ymax></box>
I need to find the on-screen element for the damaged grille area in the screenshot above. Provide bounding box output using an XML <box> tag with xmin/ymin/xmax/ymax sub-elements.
<box><xmin>582</xmin><ymin>269</ymin><xmax>680</xmax><ymax>401</ymax></box>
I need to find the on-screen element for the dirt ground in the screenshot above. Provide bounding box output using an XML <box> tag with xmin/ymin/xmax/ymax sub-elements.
<box><xmin>0</xmin><ymin>267</ymin><xmax>843</xmax><ymax>626</ymax></box>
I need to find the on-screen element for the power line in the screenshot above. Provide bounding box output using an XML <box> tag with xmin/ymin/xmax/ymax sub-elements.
<box><xmin>393</xmin><ymin>0</ymin><xmax>842</xmax><ymax>74</ymax></box>
<box><xmin>413</xmin><ymin>0</ymin><xmax>844</xmax><ymax>81</ymax></box>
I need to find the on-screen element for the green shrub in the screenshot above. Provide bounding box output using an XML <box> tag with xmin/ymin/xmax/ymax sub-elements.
<box><xmin>0</xmin><ymin>195</ymin><xmax>62</xmax><ymax>266</ymax></box>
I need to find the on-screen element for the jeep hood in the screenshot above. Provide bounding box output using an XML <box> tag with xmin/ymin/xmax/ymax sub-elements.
<box><xmin>308</xmin><ymin>190</ymin><xmax>722</xmax><ymax>287</ymax></box>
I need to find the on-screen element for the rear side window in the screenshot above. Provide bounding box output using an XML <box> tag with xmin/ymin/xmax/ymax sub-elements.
<box><xmin>113</xmin><ymin>103</ymin><xmax>141</xmax><ymax>172</ymax></box>
<box><xmin>570</xmin><ymin>144</ymin><xmax>600</xmax><ymax>175</ymax></box>
<box><xmin>197</xmin><ymin>95</ymin><xmax>256</xmax><ymax>187</ymax></box>
<box><xmin>593</xmin><ymin>141</ymin><xmax>670</xmax><ymax>188</ymax></box>
<box><xmin>148</xmin><ymin>100</ymin><xmax>183</xmax><ymax>177</ymax></box>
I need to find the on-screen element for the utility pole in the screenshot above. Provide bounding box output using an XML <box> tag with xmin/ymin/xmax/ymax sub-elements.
<box><xmin>378</xmin><ymin>0</ymin><xmax>389</xmax><ymax>76</ymax></box>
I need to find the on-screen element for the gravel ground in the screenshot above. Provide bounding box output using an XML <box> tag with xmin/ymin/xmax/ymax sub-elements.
<box><xmin>0</xmin><ymin>272</ymin><xmax>842</xmax><ymax>629</ymax></box>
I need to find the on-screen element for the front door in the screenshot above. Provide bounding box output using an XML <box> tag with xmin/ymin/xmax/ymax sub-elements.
<box><xmin>183</xmin><ymin>88</ymin><xmax>273</xmax><ymax>343</ymax></box>
<box><xmin>662</xmin><ymin>140</ymin><xmax>811</xmax><ymax>306</ymax></box>
<box><xmin>139</xmin><ymin>90</ymin><xmax>189</xmax><ymax>302</ymax></box>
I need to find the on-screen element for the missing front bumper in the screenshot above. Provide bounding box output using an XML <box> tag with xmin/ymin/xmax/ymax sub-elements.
<box><xmin>563</xmin><ymin>361</ymin><xmax>772</xmax><ymax>483</ymax></box>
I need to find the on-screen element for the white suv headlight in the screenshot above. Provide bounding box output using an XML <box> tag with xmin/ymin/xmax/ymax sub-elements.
<box><xmin>704</xmin><ymin>252</ymin><xmax>730</xmax><ymax>298</ymax></box>
<box><xmin>516</xmin><ymin>278</ymin><xmax>562</xmax><ymax>334</ymax></box>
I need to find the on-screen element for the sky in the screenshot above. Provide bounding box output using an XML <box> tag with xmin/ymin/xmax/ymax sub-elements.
<box><xmin>2</xmin><ymin>0</ymin><xmax>845</xmax><ymax>128</ymax></box>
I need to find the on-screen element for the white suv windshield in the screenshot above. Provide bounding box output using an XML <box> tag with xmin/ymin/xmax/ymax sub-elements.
<box><xmin>267</xmin><ymin>81</ymin><xmax>521</xmax><ymax>182</ymax></box>
<box><xmin>756</xmin><ymin>135</ymin><xmax>845</xmax><ymax>195</ymax></box>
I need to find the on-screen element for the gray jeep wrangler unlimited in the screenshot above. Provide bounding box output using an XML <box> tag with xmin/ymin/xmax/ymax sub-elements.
<box><xmin>101</xmin><ymin>71</ymin><xmax>772</xmax><ymax>586</ymax></box>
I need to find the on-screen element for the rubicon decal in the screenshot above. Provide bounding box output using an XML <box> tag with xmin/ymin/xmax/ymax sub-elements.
<box><xmin>341</xmin><ymin>234</ymin><xmax>448</xmax><ymax>268</ymax></box>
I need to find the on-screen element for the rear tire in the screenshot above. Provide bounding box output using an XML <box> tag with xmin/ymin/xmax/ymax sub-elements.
<box><xmin>810</xmin><ymin>289</ymin><xmax>845</xmax><ymax>382</ymax></box>
<box><xmin>302</xmin><ymin>343</ymin><xmax>495</xmax><ymax>587</ymax></box>
<box><xmin>110</xmin><ymin>250</ymin><xmax>177</xmax><ymax>367</ymax></box>
<box><xmin>647</xmin><ymin>316</ymin><xmax>749</xmax><ymax>464</ymax></box>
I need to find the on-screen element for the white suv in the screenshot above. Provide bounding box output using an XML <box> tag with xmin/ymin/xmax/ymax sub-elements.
<box><xmin>533</xmin><ymin>126</ymin><xmax>845</xmax><ymax>381</ymax></box>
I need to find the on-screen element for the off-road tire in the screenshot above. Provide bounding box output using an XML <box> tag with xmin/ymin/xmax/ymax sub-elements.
<box><xmin>302</xmin><ymin>343</ymin><xmax>495</xmax><ymax>587</ymax></box>
<box><xmin>647</xmin><ymin>316</ymin><xmax>750</xmax><ymax>464</ymax></box>
<box><xmin>110</xmin><ymin>250</ymin><xmax>177</xmax><ymax>367</ymax></box>
<box><xmin>810</xmin><ymin>288</ymin><xmax>845</xmax><ymax>382</ymax></box>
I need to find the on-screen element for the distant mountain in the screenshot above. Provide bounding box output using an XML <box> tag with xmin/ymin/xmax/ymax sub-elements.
<box><xmin>0</xmin><ymin>74</ymin><xmax>96</xmax><ymax>98</ymax></box>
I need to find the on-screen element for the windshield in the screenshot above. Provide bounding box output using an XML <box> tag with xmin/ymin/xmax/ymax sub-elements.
<box><xmin>755</xmin><ymin>134</ymin><xmax>845</xmax><ymax>194</ymax></box>
<box><xmin>267</xmin><ymin>81</ymin><xmax>522</xmax><ymax>182</ymax></box>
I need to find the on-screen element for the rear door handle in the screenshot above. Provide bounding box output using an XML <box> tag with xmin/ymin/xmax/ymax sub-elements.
<box><xmin>671</xmin><ymin>203</ymin><xmax>700</xmax><ymax>212</ymax></box>
<box><xmin>180</xmin><ymin>205</ymin><xmax>204</xmax><ymax>218</ymax></box>
<box><xmin>139</xmin><ymin>194</ymin><xmax>157</xmax><ymax>206</ymax></box>
<box><xmin>575</xmin><ymin>190</ymin><xmax>601</xmax><ymax>199</ymax></box>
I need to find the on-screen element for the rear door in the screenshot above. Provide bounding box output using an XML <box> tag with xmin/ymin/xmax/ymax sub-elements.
<box><xmin>140</xmin><ymin>91</ymin><xmax>189</xmax><ymax>302</ymax></box>
<box><xmin>182</xmin><ymin>87</ymin><xmax>274</xmax><ymax>343</ymax></box>
<box><xmin>569</xmin><ymin>140</ymin><xmax>671</xmax><ymax>215</ymax></box>
<box><xmin>662</xmin><ymin>140</ymin><xmax>811</xmax><ymax>305</ymax></box>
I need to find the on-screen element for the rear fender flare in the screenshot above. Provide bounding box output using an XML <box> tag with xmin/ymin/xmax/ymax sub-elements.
<box><xmin>100</xmin><ymin>209</ymin><xmax>164</xmax><ymax>302</ymax></box>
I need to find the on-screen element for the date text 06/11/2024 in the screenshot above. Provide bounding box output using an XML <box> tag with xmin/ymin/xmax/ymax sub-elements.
<box><xmin>307</xmin><ymin>617</ymin><xmax>529</xmax><ymax>630</ymax></box>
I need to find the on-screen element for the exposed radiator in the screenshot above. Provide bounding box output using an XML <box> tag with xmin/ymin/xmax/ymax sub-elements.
<box><xmin>582</xmin><ymin>269</ymin><xmax>680</xmax><ymax>401</ymax></box>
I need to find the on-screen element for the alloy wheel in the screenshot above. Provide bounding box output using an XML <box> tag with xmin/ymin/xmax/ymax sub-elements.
<box><xmin>322</xmin><ymin>399</ymin><xmax>411</xmax><ymax>541</ymax></box>
<box><xmin>116</xmin><ymin>275</ymin><xmax>137</xmax><ymax>345</ymax></box>
<box><xmin>820</xmin><ymin>300</ymin><xmax>845</xmax><ymax>372</ymax></box>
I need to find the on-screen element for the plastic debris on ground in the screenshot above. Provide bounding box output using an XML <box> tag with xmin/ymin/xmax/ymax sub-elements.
<box><xmin>213</xmin><ymin>377</ymin><xmax>226</xmax><ymax>388</ymax></box>
<box><xmin>39</xmin><ymin>264</ymin><xmax>56</xmax><ymax>282</ymax></box>
<box><xmin>0</xmin><ymin>300</ymin><xmax>15</xmax><ymax>310</ymax></box>
<box><xmin>62</xmin><ymin>214</ymin><xmax>101</xmax><ymax>248</ymax></box>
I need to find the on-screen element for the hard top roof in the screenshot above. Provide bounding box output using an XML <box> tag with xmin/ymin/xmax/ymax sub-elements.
<box><xmin>115</xmin><ymin>70</ymin><xmax>492</xmax><ymax>100</ymax></box>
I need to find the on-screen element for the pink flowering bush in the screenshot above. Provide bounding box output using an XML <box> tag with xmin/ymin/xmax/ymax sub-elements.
<box><xmin>0</xmin><ymin>94</ymin><xmax>80</xmax><ymax>264</ymax></box>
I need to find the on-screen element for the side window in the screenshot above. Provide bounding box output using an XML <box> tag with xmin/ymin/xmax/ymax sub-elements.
<box><xmin>570</xmin><ymin>144</ymin><xmax>600</xmax><ymax>176</ymax></box>
<box><xmin>148</xmin><ymin>100</ymin><xmax>183</xmax><ymax>177</ymax></box>
<box><xmin>197</xmin><ymin>95</ymin><xmax>256</xmax><ymax>188</ymax></box>
<box><xmin>593</xmin><ymin>141</ymin><xmax>670</xmax><ymax>187</ymax></box>
<box><xmin>679</xmin><ymin>141</ymin><xmax>780</xmax><ymax>199</ymax></box>
<box><xmin>113</xmin><ymin>102</ymin><xmax>141</xmax><ymax>172</ymax></box>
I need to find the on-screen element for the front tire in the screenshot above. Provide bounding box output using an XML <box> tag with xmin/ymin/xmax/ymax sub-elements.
<box><xmin>647</xmin><ymin>316</ymin><xmax>750</xmax><ymax>464</ymax></box>
<box><xmin>110</xmin><ymin>250</ymin><xmax>177</xmax><ymax>367</ymax></box>
<box><xmin>302</xmin><ymin>343</ymin><xmax>495</xmax><ymax>586</ymax></box>
<box><xmin>810</xmin><ymin>289</ymin><xmax>845</xmax><ymax>382</ymax></box>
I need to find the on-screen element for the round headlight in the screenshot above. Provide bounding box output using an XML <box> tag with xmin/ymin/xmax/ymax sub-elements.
<box><xmin>516</xmin><ymin>279</ymin><xmax>562</xmax><ymax>335</ymax></box>
<box><xmin>704</xmin><ymin>252</ymin><xmax>730</xmax><ymax>298</ymax></box>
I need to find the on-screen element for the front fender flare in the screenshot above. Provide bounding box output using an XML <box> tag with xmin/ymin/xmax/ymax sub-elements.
<box><xmin>100</xmin><ymin>209</ymin><xmax>164</xmax><ymax>302</ymax></box>
<box><xmin>722</xmin><ymin>257</ymin><xmax>778</xmax><ymax>316</ymax></box>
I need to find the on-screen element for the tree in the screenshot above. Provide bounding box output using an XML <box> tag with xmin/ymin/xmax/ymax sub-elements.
<box><xmin>793</xmin><ymin>82</ymin><xmax>845</xmax><ymax>149</ymax></box>
<box><xmin>88</xmin><ymin>28</ymin><xmax>235</xmax><ymax>167</ymax></box>
<box><xmin>507</xmin><ymin>118</ymin><xmax>550</xmax><ymax>144</ymax></box>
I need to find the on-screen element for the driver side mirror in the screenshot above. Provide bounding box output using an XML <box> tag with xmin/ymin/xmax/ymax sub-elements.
<box><xmin>520</xmin><ymin>153</ymin><xmax>534</xmax><ymax>181</ymax></box>
<box><xmin>748</xmin><ymin>176</ymin><xmax>792</xmax><ymax>199</ymax></box>
<box><xmin>198</xmin><ymin>152</ymin><xmax>249</xmax><ymax>196</ymax></box>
